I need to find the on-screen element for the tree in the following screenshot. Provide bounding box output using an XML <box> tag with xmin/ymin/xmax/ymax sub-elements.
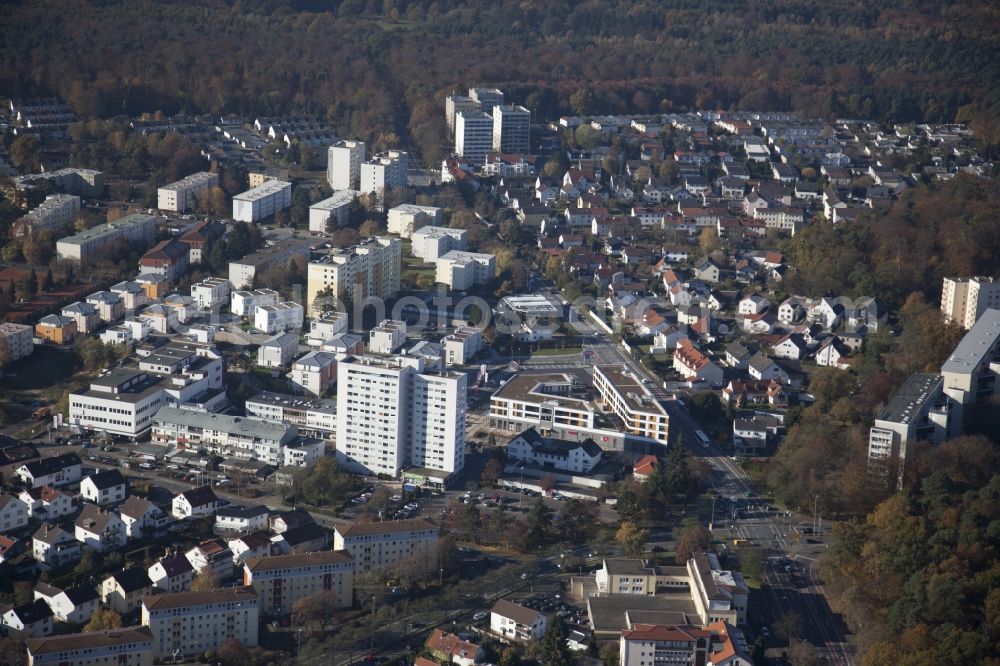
<box><xmin>41</xmin><ymin>267</ymin><xmax>53</xmax><ymax>292</ymax></box>
<box><xmin>539</xmin><ymin>615</ymin><xmax>572</xmax><ymax>666</ymax></box>
<box><xmin>498</xmin><ymin>645</ymin><xmax>522</xmax><ymax>666</ymax></box>
<box><xmin>698</xmin><ymin>227</ymin><xmax>721</xmax><ymax>256</ymax></box>
<box><xmin>674</xmin><ymin>522</ymin><xmax>710</xmax><ymax>564</ymax></box>
<box><xmin>292</xmin><ymin>590</ymin><xmax>339</xmax><ymax>634</ymax></box>
<box><xmin>480</xmin><ymin>459</ymin><xmax>503</xmax><ymax>487</ymax></box>
<box><xmin>24</xmin><ymin>268</ymin><xmax>37</xmax><ymax>299</ymax></box>
<box><xmin>190</xmin><ymin>568</ymin><xmax>221</xmax><ymax>592</ymax></box>
<box><xmin>615</xmin><ymin>521</ymin><xmax>649</xmax><ymax>558</ymax></box>
<box><xmin>525</xmin><ymin>499</ymin><xmax>552</xmax><ymax>549</ymax></box>
<box><xmin>599</xmin><ymin>642</ymin><xmax>621</xmax><ymax>666</ymax></box>
<box><xmin>85</xmin><ymin>606</ymin><xmax>123</xmax><ymax>632</ymax></box>
<box><xmin>574</xmin><ymin>125</ymin><xmax>602</xmax><ymax>150</ymax></box>
<box><xmin>216</xmin><ymin>638</ymin><xmax>252</xmax><ymax>666</ymax></box>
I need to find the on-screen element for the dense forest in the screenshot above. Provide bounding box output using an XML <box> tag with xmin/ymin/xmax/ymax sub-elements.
<box><xmin>2</xmin><ymin>0</ymin><xmax>1000</xmax><ymax>165</ymax></box>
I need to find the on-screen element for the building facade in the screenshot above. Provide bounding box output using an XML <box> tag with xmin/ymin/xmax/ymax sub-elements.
<box><xmin>243</xmin><ymin>550</ymin><xmax>354</xmax><ymax>616</ymax></box>
<box><xmin>305</xmin><ymin>237</ymin><xmax>400</xmax><ymax>315</ymax></box>
<box><xmin>327</xmin><ymin>140</ymin><xmax>365</xmax><ymax>190</ymax></box>
<box><xmin>141</xmin><ymin>588</ymin><xmax>259</xmax><ymax>659</ymax></box>
<box><xmin>333</xmin><ymin>518</ymin><xmax>439</xmax><ymax>574</ymax></box>
<box><xmin>157</xmin><ymin>172</ymin><xmax>219</xmax><ymax>212</ymax></box>
<box><xmin>232</xmin><ymin>180</ymin><xmax>292</xmax><ymax>222</ymax></box>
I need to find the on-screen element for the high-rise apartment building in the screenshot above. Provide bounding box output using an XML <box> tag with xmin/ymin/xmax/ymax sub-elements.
<box><xmin>469</xmin><ymin>88</ymin><xmax>504</xmax><ymax>114</ymax></box>
<box><xmin>941</xmin><ymin>276</ymin><xmax>1000</xmax><ymax>329</ymax></box>
<box><xmin>335</xmin><ymin>355</ymin><xmax>466</xmax><ymax>479</ymax></box>
<box><xmin>305</xmin><ymin>236</ymin><xmax>400</xmax><ymax>315</ymax></box>
<box><xmin>492</xmin><ymin>105</ymin><xmax>531</xmax><ymax>154</ymax></box>
<box><xmin>446</xmin><ymin>95</ymin><xmax>482</xmax><ymax>133</ymax></box>
<box><xmin>327</xmin><ymin>140</ymin><xmax>365</xmax><ymax>190</ymax></box>
<box><xmin>360</xmin><ymin>151</ymin><xmax>408</xmax><ymax>204</ymax></box>
<box><xmin>455</xmin><ymin>111</ymin><xmax>494</xmax><ymax>164</ymax></box>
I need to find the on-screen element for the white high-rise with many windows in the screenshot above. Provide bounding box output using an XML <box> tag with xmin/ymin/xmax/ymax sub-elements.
<box><xmin>492</xmin><ymin>105</ymin><xmax>531</xmax><ymax>154</ymax></box>
<box><xmin>335</xmin><ymin>355</ymin><xmax>466</xmax><ymax>479</ymax></box>
<box><xmin>327</xmin><ymin>140</ymin><xmax>365</xmax><ymax>191</ymax></box>
<box><xmin>941</xmin><ymin>276</ymin><xmax>1000</xmax><ymax>329</ymax></box>
<box><xmin>455</xmin><ymin>111</ymin><xmax>494</xmax><ymax>164</ymax></box>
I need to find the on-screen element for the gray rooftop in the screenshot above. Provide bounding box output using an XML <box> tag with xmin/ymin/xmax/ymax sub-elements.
<box><xmin>941</xmin><ymin>308</ymin><xmax>1000</xmax><ymax>375</ymax></box>
<box><xmin>154</xmin><ymin>405</ymin><xmax>295</xmax><ymax>441</ymax></box>
<box><xmin>878</xmin><ymin>372</ymin><xmax>944</xmax><ymax>424</ymax></box>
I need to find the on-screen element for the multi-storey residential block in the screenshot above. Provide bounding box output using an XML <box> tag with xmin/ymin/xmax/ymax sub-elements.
<box><xmin>254</xmin><ymin>301</ymin><xmax>303</xmax><ymax>334</ymax></box>
<box><xmin>231</xmin><ymin>288</ymin><xmax>279</xmax><ymax>317</ymax></box>
<box><xmin>435</xmin><ymin>250</ymin><xmax>496</xmax><ymax>289</ymax></box>
<box><xmin>153</xmin><ymin>406</ymin><xmax>298</xmax><ymax>466</ymax></box>
<box><xmin>243</xmin><ymin>550</ymin><xmax>354</xmax><ymax>615</ymax></box>
<box><xmin>56</xmin><ymin>213</ymin><xmax>157</xmax><ymax>264</ymax></box>
<box><xmin>593</xmin><ymin>365</ymin><xmax>669</xmax><ymax>443</ymax></box>
<box><xmin>309</xmin><ymin>189</ymin><xmax>360</xmax><ymax>232</ymax></box>
<box><xmin>442</xmin><ymin>326</ymin><xmax>482</xmax><ymax>366</ymax></box>
<box><xmin>492</xmin><ymin>105</ymin><xmax>531</xmax><ymax>154</ymax></box>
<box><xmin>327</xmin><ymin>140</ymin><xmax>365</xmax><ymax>190</ymax></box>
<box><xmin>387</xmin><ymin>204</ymin><xmax>444</xmax><ymax>238</ymax></box>
<box><xmin>61</xmin><ymin>301</ymin><xmax>100</xmax><ymax>334</ymax></box>
<box><xmin>333</xmin><ymin>518</ymin><xmax>439</xmax><ymax>574</ymax></box>
<box><xmin>229</xmin><ymin>239</ymin><xmax>310</xmax><ymax>289</ymax></box>
<box><xmin>307</xmin><ymin>310</ymin><xmax>348</xmax><ymax>345</ymax></box>
<box><xmin>137</xmin><ymin>238</ymin><xmax>190</xmax><ymax>282</ymax></box>
<box><xmin>141</xmin><ymin>588</ymin><xmax>259</xmax><ymax>659</ymax></box>
<box><xmin>941</xmin><ymin>276</ymin><xmax>1000</xmax><ymax>329</ymax></box>
<box><xmin>178</xmin><ymin>219</ymin><xmax>225</xmax><ymax>265</ymax></box>
<box><xmin>0</xmin><ymin>322</ymin><xmax>33</xmax><ymax>363</ymax></box>
<box><xmin>27</xmin><ymin>626</ymin><xmax>154</xmax><ymax>666</ymax></box>
<box><xmin>191</xmin><ymin>277</ymin><xmax>232</xmax><ymax>310</ymax></box>
<box><xmin>409</xmin><ymin>225</ymin><xmax>466</xmax><ymax>261</ymax></box>
<box><xmin>19</xmin><ymin>194</ymin><xmax>80</xmax><ymax>234</ymax></box>
<box><xmin>34</xmin><ymin>314</ymin><xmax>76</xmax><ymax>344</ymax></box>
<box><xmin>456</xmin><ymin>111</ymin><xmax>494</xmax><ymax>164</ymax></box>
<box><xmin>14</xmin><ymin>167</ymin><xmax>105</xmax><ymax>196</ymax></box>
<box><xmin>360</xmin><ymin>151</ymin><xmax>407</xmax><ymax>203</ymax></box>
<box><xmin>305</xmin><ymin>236</ymin><xmax>400</xmax><ymax>315</ymax></box>
<box><xmin>868</xmin><ymin>372</ymin><xmax>951</xmax><ymax>489</ymax></box>
<box><xmin>335</xmin><ymin>355</ymin><xmax>466</xmax><ymax>478</ymax></box>
<box><xmin>244</xmin><ymin>392</ymin><xmax>337</xmax><ymax>440</ymax></box>
<box><xmin>157</xmin><ymin>172</ymin><xmax>219</xmax><ymax>212</ymax></box>
<box><xmin>232</xmin><ymin>180</ymin><xmax>292</xmax><ymax>222</ymax></box>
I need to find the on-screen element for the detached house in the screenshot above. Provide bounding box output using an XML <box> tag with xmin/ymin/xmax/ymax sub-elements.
<box><xmin>185</xmin><ymin>539</ymin><xmax>234</xmax><ymax>580</ymax></box>
<box><xmin>737</xmin><ymin>293</ymin><xmax>770</xmax><ymax>315</ymax></box>
<box><xmin>74</xmin><ymin>505</ymin><xmax>126</xmax><ymax>552</ymax></box>
<box><xmin>772</xmin><ymin>333</ymin><xmax>810</xmax><ymax>360</ymax></box>
<box><xmin>814</xmin><ymin>337</ymin><xmax>851</xmax><ymax>368</ymax></box>
<box><xmin>80</xmin><ymin>469</ymin><xmax>127</xmax><ymax>506</ymax></box>
<box><xmin>425</xmin><ymin>628</ymin><xmax>485</xmax><ymax>666</ymax></box>
<box><xmin>692</xmin><ymin>258</ymin><xmax>722</xmax><ymax>283</ymax></box>
<box><xmin>215</xmin><ymin>505</ymin><xmax>270</xmax><ymax>534</ymax></box>
<box><xmin>99</xmin><ymin>568</ymin><xmax>154</xmax><ymax>614</ymax></box>
<box><xmin>673</xmin><ymin>339</ymin><xmax>724</xmax><ymax>386</ymax></box>
<box><xmin>17</xmin><ymin>453</ymin><xmax>82</xmax><ymax>488</ymax></box>
<box><xmin>1</xmin><ymin>599</ymin><xmax>53</xmax><ymax>637</ymax></box>
<box><xmin>747</xmin><ymin>353</ymin><xmax>789</xmax><ymax>384</ymax></box>
<box><xmin>0</xmin><ymin>493</ymin><xmax>29</xmax><ymax>532</ymax></box>
<box><xmin>120</xmin><ymin>496</ymin><xmax>168</xmax><ymax>539</ymax></box>
<box><xmin>505</xmin><ymin>428</ymin><xmax>603</xmax><ymax>474</ymax></box>
<box><xmin>19</xmin><ymin>485</ymin><xmax>74</xmax><ymax>521</ymax></box>
<box><xmin>171</xmin><ymin>486</ymin><xmax>220</xmax><ymax>520</ymax></box>
<box><xmin>148</xmin><ymin>552</ymin><xmax>194</xmax><ymax>594</ymax></box>
<box><xmin>31</xmin><ymin>524</ymin><xmax>80</xmax><ymax>568</ymax></box>
<box><xmin>490</xmin><ymin>599</ymin><xmax>548</xmax><ymax>642</ymax></box>
<box><xmin>33</xmin><ymin>583</ymin><xmax>99</xmax><ymax>624</ymax></box>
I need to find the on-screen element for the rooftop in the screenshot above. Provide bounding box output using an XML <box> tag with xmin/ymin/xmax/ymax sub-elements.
<box><xmin>336</xmin><ymin>517</ymin><xmax>437</xmax><ymax>539</ymax></box>
<box><xmin>245</xmin><ymin>550</ymin><xmax>352</xmax><ymax>572</ymax></box>
<box><xmin>233</xmin><ymin>179</ymin><xmax>291</xmax><ymax>201</ymax></box>
<box><xmin>595</xmin><ymin>365</ymin><xmax>668</xmax><ymax>415</ymax></box>
<box><xmin>941</xmin><ymin>308</ymin><xmax>1000</xmax><ymax>374</ymax></box>
<box><xmin>154</xmin><ymin>405</ymin><xmax>295</xmax><ymax>441</ymax></box>
<box><xmin>246</xmin><ymin>391</ymin><xmax>337</xmax><ymax>414</ymax></box>
<box><xmin>57</xmin><ymin>213</ymin><xmax>155</xmax><ymax>246</ymax></box>
<box><xmin>142</xmin><ymin>586</ymin><xmax>257</xmax><ymax>611</ymax></box>
<box><xmin>878</xmin><ymin>372</ymin><xmax>944</xmax><ymax>424</ymax></box>
<box><xmin>491</xmin><ymin>373</ymin><xmax>596</xmax><ymax>411</ymax></box>
<box><xmin>27</xmin><ymin>627</ymin><xmax>154</xmax><ymax>656</ymax></box>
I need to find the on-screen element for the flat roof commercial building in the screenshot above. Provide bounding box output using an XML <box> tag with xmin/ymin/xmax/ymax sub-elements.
<box><xmin>232</xmin><ymin>180</ymin><xmax>292</xmax><ymax>222</ymax></box>
<box><xmin>593</xmin><ymin>365</ymin><xmax>669</xmax><ymax>443</ymax></box>
<box><xmin>157</xmin><ymin>172</ymin><xmax>219</xmax><ymax>212</ymax></box>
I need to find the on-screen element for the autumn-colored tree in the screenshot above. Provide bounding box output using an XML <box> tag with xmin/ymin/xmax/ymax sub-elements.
<box><xmin>614</xmin><ymin>521</ymin><xmax>649</xmax><ymax>558</ymax></box>
<box><xmin>674</xmin><ymin>522</ymin><xmax>710</xmax><ymax>564</ymax></box>
<box><xmin>190</xmin><ymin>568</ymin><xmax>221</xmax><ymax>592</ymax></box>
<box><xmin>85</xmin><ymin>606</ymin><xmax>123</xmax><ymax>632</ymax></box>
